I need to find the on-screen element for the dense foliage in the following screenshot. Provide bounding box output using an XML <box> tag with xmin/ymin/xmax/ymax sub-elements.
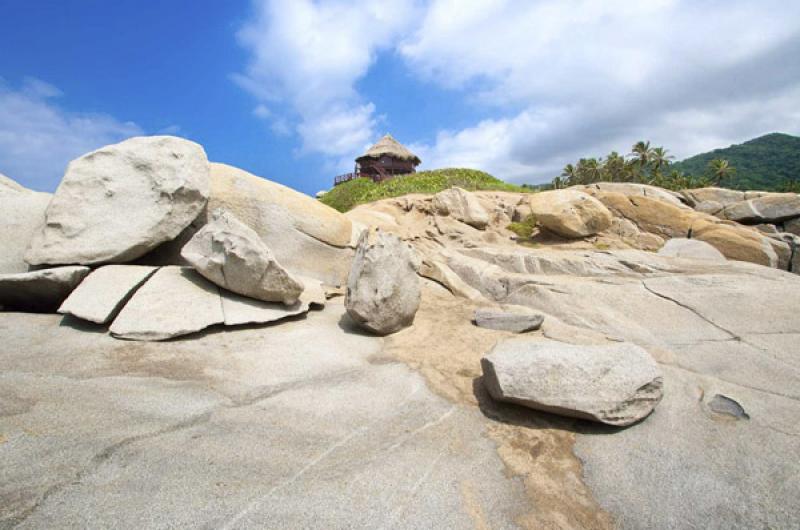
<box><xmin>319</xmin><ymin>168</ymin><xmax>525</xmax><ymax>212</ymax></box>
<box><xmin>543</xmin><ymin>141</ymin><xmax>717</xmax><ymax>191</ymax></box>
<box><xmin>541</xmin><ymin>133</ymin><xmax>800</xmax><ymax>192</ymax></box>
<box><xmin>672</xmin><ymin>133</ymin><xmax>800</xmax><ymax>191</ymax></box>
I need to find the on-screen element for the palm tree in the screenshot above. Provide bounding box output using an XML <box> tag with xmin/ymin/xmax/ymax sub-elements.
<box><xmin>603</xmin><ymin>151</ymin><xmax>626</xmax><ymax>182</ymax></box>
<box><xmin>650</xmin><ymin>147</ymin><xmax>674</xmax><ymax>172</ymax></box>
<box><xmin>629</xmin><ymin>141</ymin><xmax>653</xmax><ymax>167</ymax></box>
<box><xmin>560</xmin><ymin>163</ymin><xmax>577</xmax><ymax>185</ymax></box>
<box><xmin>577</xmin><ymin>158</ymin><xmax>603</xmax><ymax>184</ymax></box>
<box><xmin>551</xmin><ymin>176</ymin><xmax>565</xmax><ymax>189</ymax></box>
<box><xmin>707</xmin><ymin>159</ymin><xmax>736</xmax><ymax>186</ymax></box>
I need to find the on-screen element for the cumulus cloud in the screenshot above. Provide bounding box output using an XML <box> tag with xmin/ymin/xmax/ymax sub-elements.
<box><xmin>236</xmin><ymin>0</ymin><xmax>800</xmax><ymax>183</ymax></box>
<box><xmin>0</xmin><ymin>78</ymin><xmax>142</xmax><ymax>191</ymax></box>
<box><xmin>402</xmin><ymin>0</ymin><xmax>800</xmax><ymax>182</ymax></box>
<box><xmin>235</xmin><ymin>0</ymin><xmax>420</xmax><ymax>160</ymax></box>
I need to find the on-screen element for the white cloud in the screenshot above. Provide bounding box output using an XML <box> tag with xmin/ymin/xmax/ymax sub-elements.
<box><xmin>0</xmin><ymin>78</ymin><xmax>143</xmax><ymax>191</ymax></box>
<box><xmin>235</xmin><ymin>0</ymin><xmax>800</xmax><ymax>183</ymax></box>
<box><xmin>235</xmin><ymin>0</ymin><xmax>420</xmax><ymax>160</ymax></box>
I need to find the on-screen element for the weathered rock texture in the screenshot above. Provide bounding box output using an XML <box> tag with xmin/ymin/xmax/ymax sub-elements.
<box><xmin>721</xmin><ymin>193</ymin><xmax>800</xmax><ymax>224</ymax></box>
<box><xmin>109</xmin><ymin>266</ymin><xmax>223</xmax><ymax>341</ymax></box>
<box><xmin>0</xmin><ymin>266</ymin><xmax>89</xmax><ymax>312</ymax></box>
<box><xmin>58</xmin><ymin>265</ymin><xmax>157</xmax><ymax>324</ymax></box>
<box><xmin>432</xmin><ymin>187</ymin><xmax>490</xmax><ymax>229</ymax></box>
<box><xmin>345</xmin><ymin>229</ymin><xmax>421</xmax><ymax>335</ymax></box>
<box><xmin>529</xmin><ymin>190</ymin><xmax>612</xmax><ymax>238</ymax></box>
<box><xmin>576</xmin><ymin>182</ymin><xmax>688</xmax><ymax>209</ymax></box>
<box><xmin>199</xmin><ymin>163</ymin><xmax>353</xmax><ymax>285</ymax></box>
<box><xmin>482</xmin><ymin>339</ymin><xmax>663</xmax><ymax>426</ymax></box>
<box><xmin>0</xmin><ymin>181</ymin><xmax>52</xmax><ymax>273</ymax></box>
<box><xmin>181</xmin><ymin>209</ymin><xmax>303</xmax><ymax>305</ymax></box>
<box><xmin>657</xmin><ymin>238</ymin><xmax>726</xmax><ymax>262</ymax></box>
<box><xmin>473</xmin><ymin>307</ymin><xmax>544</xmax><ymax>333</ymax></box>
<box><xmin>25</xmin><ymin>136</ymin><xmax>209</xmax><ymax>266</ymax></box>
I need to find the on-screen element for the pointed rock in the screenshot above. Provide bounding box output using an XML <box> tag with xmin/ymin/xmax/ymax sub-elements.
<box><xmin>181</xmin><ymin>209</ymin><xmax>304</xmax><ymax>305</ymax></box>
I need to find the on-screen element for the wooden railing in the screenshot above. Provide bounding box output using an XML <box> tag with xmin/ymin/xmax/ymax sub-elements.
<box><xmin>334</xmin><ymin>172</ymin><xmax>359</xmax><ymax>185</ymax></box>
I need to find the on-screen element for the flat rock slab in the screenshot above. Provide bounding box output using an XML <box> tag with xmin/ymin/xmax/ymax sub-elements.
<box><xmin>657</xmin><ymin>238</ymin><xmax>726</xmax><ymax>262</ymax></box>
<box><xmin>58</xmin><ymin>265</ymin><xmax>157</xmax><ymax>324</ymax></box>
<box><xmin>0</xmin><ymin>305</ymin><xmax>528</xmax><ymax>529</ymax></box>
<box><xmin>219</xmin><ymin>276</ymin><xmax>325</xmax><ymax>327</ymax></box>
<box><xmin>0</xmin><ymin>266</ymin><xmax>89</xmax><ymax>312</ymax></box>
<box><xmin>474</xmin><ymin>307</ymin><xmax>544</xmax><ymax>332</ymax></box>
<box><xmin>110</xmin><ymin>266</ymin><xmax>223</xmax><ymax>341</ymax></box>
<box><xmin>481</xmin><ymin>339</ymin><xmax>663</xmax><ymax>426</ymax></box>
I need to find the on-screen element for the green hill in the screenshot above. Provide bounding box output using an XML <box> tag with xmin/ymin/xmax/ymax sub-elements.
<box><xmin>672</xmin><ymin>133</ymin><xmax>800</xmax><ymax>191</ymax></box>
<box><xmin>319</xmin><ymin>168</ymin><xmax>524</xmax><ymax>212</ymax></box>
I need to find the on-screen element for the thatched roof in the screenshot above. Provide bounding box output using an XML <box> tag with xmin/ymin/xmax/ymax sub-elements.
<box><xmin>357</xmin><ymin>134</ymin><xmax>421</xmax><ymax>165</ymax></box>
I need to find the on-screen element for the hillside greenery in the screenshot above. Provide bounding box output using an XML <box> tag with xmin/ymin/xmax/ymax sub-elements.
<box><xmin>320</xmin><ymin>168</ymin><xmax>525</xmax><ymax>212</ymax></box>
<box><xmin>671</xmin><ymin>133</ymin><xmax>800</xmax><ymax>191</ymax></box>
<box><xmin>538</xmin><ymin>133</ymin><xmax>800</xmax><ymax>193</ymax></box>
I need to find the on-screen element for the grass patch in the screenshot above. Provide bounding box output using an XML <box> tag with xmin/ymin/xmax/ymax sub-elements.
<box><xmin>507</xmin><ymin>214</ymin><xmax>537</xmax><ymax>239</ymax></box>
<box><xmin>319</xmin><ymin>168</ymin><xmax>527</xmax><ymax>212</ymax></box>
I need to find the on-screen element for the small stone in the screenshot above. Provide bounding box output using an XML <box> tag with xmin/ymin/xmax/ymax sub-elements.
<box><xmin>474</xmin><ymin>308</ymin><xmax>544</xmax><ymax>333</ymax></box>
<box><xmin>708</xmin><ymin>394</ymin><xmax>749</xmax><ymax>420</ymax></box>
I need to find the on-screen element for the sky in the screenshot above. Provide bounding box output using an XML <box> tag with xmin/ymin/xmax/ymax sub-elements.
<box><xmin>1</xmin><ymin>0</ymin><xmax>799</xmax><ymax>196</ymax></box>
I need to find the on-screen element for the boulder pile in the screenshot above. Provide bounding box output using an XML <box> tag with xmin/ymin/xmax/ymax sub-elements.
<box><xmin>0</xmin><ymin>135</ymin><xmax>392</xmax><ymax>339</ymax></box>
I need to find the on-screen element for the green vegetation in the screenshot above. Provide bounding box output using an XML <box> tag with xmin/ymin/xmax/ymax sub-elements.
<box><xmin>320</xmin><ymin>168</ymin><xmax>525</xmax><ymax>212</ymax></box>
<box><xmin>507</xmin><ymin>214</ymin><xmax>537</xmax><ymax>240</ymax></box>
<box><xmin>544</xmin><ymin>140</ymin><xmax>713</xmax><ymax>191</ymax></box>
<box><xmin>672</xmin><ymin>133</ymin><xmax>800</xmax><ymax>191</ymax></box>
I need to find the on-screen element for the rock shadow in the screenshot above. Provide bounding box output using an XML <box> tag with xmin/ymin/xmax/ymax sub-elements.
<box><xmin>58</xmin><ymin>314</ymin><xmax>107</xmax><ymax>334</ymax></box>
<box><xmin>472</xmin><ymin>376</ymin><xmax>628</xmax><ymax>436</ymax></box>
<box><xmin>337</xmin><ymin>312</ymin><xmax>378</xmax><ymax>337</ymax></box>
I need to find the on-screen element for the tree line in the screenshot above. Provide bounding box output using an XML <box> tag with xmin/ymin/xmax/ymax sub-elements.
<box><xmin>535</xmin><ymin>141</ymin><xmax>736</xmax><ymax>191</ymax></box>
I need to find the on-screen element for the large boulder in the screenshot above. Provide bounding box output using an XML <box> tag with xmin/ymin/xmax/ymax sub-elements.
<box><xmin>58</xmin><ymin>265</ymin><xmax>157</xmax><ymax>324</ymax></box>
<box><xmin>528</xmin><ymin>190</ymin><xmax>612</xmax><ymax>238</ymax></box>
<box><xmin>181</xmin><ymin>209</ymin><xmax>303</xmax><ymax>305</ymax></box>
<box><xmin>197</xmin><ymin>163</ymin><xmax>353</xmax><ymax>285</ymax></box>
<box><xmin>657</xmin><ymin>238</ymin><xmax>726</xmax><ymax>262</ymax></box>
<box><xmin>680</xmin><ymin>187</ymin><xmax>744</xmax><ymax>209</ymax></box>
<box><xmin>721</xmin><ymin>194</ymin><xmax>800</xmax><ymax>224</ymax></box>
<box><xmin>0</xmin><ymin>266</ymin><xmax>89</xmax><ymax>312</ymax></box>
<box><xmin>25</xmin><ymin>136</ymin><xmax>209</xmax><ymax>266</ymax></box>
<box><xmin>591</xmin><ymin>191</ymin><xmax>779</xmax><ymax>267</ymax></box>
<box><xmin>109</xmin><ymin>266</ymin><xmax>223</xmax><ymax>341</ymax></box>
<box><xmin>481</xmin><ymin>339</ymin><xmax>663</xmax><ymax>426</ymax></box>
<box><xmin>0</xmin><ymin>178</ymin><xmax>52</xmax><ymax>273</ymax></box>
<box><xmin>576</xmin><ymin>182</ymin><xmax>688</xmax><ymax>209</ymax></box>
<box><xmin>785</xmin><ymin>217</ymin><xmax>800</xmax><ymax>236</ymax></box>
<box><xmin>345</xmin><ymin>229</ymin><xmax>420</xmax><ymax>335</ymax></box>
<box><xmin>691</xmin><ymin>219</ymin><xmax>778</xmax><ymax>267</ymax></box>
<box><xmin>432</xmin><ymin>187</ymin><xmax>490</xmax><ymax>229</ymax></box>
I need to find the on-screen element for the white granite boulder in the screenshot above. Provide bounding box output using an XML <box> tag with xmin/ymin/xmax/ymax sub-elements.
<box><xmin>433</xmin><ymin>187</ymin><xmax>490</xmax><ymax>229</ymax></box>
<box><xmin>481</xmin><ymin>339</ymin><xmax>663</xmax><ymax>426</ymax></box>
<box><xmin>181</xmin><ymin>209</ymin><xmax>304</xmax><ymax>305</ymax></box>
<box><xmin>345</xmin><ymin>228</ymin><xmax>421</xmax><ymax>335</ymax></box>
<box><xmin>721</xmin><ymin>194</ymin><xmax>800</xmax><ymax>224</ymax></box>
<box><xmin>25</xmin><ymin>136</ymin><xmax>209</xmax><ymax>266</ymax></box>
<box><xmin>0</xmin><ymin>266</ymin><xmax>89</xmax><ymax>312</ymax></box>
<box><xmin>528</xmin><ymin>190</ymin><xmax>612</xmax><ymax>238</ymax></box>
<box><xmin>0</xmin><ymin>177</ymin><xmax>52</xmax><ymax>273</ymax></box>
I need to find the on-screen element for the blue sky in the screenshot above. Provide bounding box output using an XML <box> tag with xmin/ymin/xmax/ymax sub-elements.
<box><xmin>2</xmin><ymin>1</ymin><xmax>799</xmax><ymax>196</ymax></box>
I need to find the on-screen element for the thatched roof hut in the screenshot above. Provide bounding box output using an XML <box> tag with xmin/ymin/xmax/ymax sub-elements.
<box><xmin>356</xmin><ymin>134</ymin><xmax>421</xmax><ymax>165</ymax></box>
